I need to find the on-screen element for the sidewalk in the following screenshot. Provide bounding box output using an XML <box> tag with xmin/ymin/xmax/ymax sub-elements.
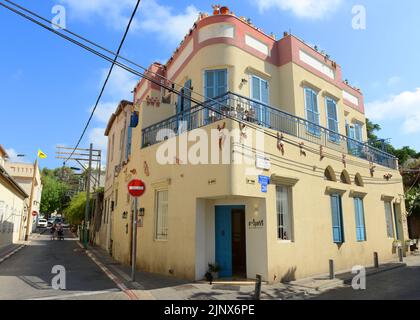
<box><xmin>86</xmin><ymin>244</ymin><xmax>420</xmax><ymax>300</ymax></box>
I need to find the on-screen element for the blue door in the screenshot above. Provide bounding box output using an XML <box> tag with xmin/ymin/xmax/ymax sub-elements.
<box><xmin>215</xmin><ymin>205</ymin><xmax>245</xmax><ymax>278</ymax></box>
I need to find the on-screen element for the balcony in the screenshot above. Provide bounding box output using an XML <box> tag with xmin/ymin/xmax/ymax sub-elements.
<box><xmin>142</xmin><ymin>92</ymin><xmax>398</xmax><ymax>169</ymax></box>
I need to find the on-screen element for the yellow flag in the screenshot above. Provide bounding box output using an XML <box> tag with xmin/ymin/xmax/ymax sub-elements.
<box><xmin>37</xmin><ymin>149</ymin><xmax>47</xmax><ymax>159</ymax></box>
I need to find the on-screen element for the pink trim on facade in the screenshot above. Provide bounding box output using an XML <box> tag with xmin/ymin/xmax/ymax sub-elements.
<box><xmin>134</xmin><ymin>13</ymin><xmax>365</xmax><ymax>114</ymax></box>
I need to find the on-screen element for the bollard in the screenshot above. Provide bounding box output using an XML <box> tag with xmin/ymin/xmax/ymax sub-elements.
<box><xmin>374</xmin><ymin>252</ymin><xmax>379</xmax><ymax>268</ymax></box>
<box><xmin>329</xmin><ymin>259</ymin><xmax>334</xmax><ymax>280</ymax></box>
<box><xmin>254</xmin><ymin>274</ymin><xmax>262</xmax><ymax>300</ymax></box>
<box><xmin>398</xmin><ymin>247</ymin><xmax>403</xmax><ymax>262</ymax></box>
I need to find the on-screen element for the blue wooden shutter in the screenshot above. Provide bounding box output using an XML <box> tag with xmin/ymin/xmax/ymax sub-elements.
<box><xmin>326</xmin><ymin>98</ymin><xmax>339</xmax><ymax>142</ymax></box>
<box><xmin>126</xmin><ymin>126</ymin><xmax>132</xmax><ymax>161</ymax></box>
<box><xmin>305</xmin><ymin>88</ymin><xmax>320</xmax><ymax>135</ymax></box>
<box><xmin>216</xmin><ymin>69</ymin><xmax>227</xmax><ymax>96</ymax></box>
<box><xmin>354</xmin><ymin>198</ymin><xmax>366</xmax><ymax>241</ymax></box>
<box><xmin>331</xmin><ymin>194</ymin><xmax>344</xmax><ymax>243</ymax></box>
<box><xmin>184</xmin><ymin>79</ymin><xmax>192</xmax><ymax>110</ymax></box>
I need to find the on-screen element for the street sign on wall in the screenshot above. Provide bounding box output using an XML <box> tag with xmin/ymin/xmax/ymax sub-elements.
<box><xmin>127</xmin><ymin>179</ymin><xmax>146</xmax><ymax>198</ymax></box>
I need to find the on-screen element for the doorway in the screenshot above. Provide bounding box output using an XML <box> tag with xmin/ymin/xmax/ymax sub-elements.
<box><xmin>215</xmin><ymin>206</ymin><xmax>246</xmax><ymax>278</ymax></box>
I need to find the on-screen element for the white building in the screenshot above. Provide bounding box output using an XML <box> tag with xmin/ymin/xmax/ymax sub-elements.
<box><xmin>0</xmin><ymin>145</ymin><xmax>28</xmax><ymax>248</ymax></box>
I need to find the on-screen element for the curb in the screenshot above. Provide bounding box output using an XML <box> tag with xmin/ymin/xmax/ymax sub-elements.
<box><xmin>342</xmin><ymin>263</ymin><xmax>406</xmax><ymax>285</ymax></box>
<box><xmin>74</xmin><ymin>239</ymin><xmax>139</xmax><ymax>300</ymax></box>
<box><xmin>0</xmin><ymin>244</ymin><xmax>26</xmax><ymax>264</ymax></box>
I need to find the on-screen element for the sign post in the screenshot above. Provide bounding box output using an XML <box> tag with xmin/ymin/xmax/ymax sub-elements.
<box><xmin>127</xmin><ymin>179</ymin><xmax>146</xmax><ymax>282</ymax></box>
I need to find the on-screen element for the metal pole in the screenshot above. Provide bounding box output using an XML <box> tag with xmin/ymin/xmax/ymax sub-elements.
<box><xmin>374</xmin><ymin>252</ymin><xmax>379</xmax><ymax>268</ymax></box>
<box><xmin>329</xmin><ymin>259</ymin><xmax>334</xmax><ymax>279</ymax></box>
<box><xmin>398</xmin><ymin>247</ymin><xmax>403</xmax><ymax>262</ymax></box>
<box><xmin>131</xmin><ymin>197</ymin><xmax>138</xmax><ymax>281</ymax></box>
<box><xmin>254</xmin><ymin>274</ymin><xmax>262</xmax><ymax>300</ymax></box>
<box><xmin>25</xmin><ymin>159</ymin><xmax>38</xmax><ymax>241</ymax></box>
<box><xmin>83</xmin><ymin>143</ymin><xmax>93</xmax><ymax>249</ymax></box>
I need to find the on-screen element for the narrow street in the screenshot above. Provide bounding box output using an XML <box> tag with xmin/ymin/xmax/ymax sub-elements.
<box><xmin>314</xmin><ymin>256</ymin><xmax>420</xmax><ymax>300</ymax></box>
<box><xmin>0</xmin><ymin>230</ymin><xmax>128</xmax><ymax>300</ymax></box>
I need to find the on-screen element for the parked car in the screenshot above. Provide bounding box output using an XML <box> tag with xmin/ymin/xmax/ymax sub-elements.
<box><xmin>37</xmin><ymin>219</ymin><xmax>48</xmax><ymax>228</ymax></box>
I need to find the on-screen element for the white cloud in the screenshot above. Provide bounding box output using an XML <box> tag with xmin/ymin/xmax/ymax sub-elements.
<box><xmin>90</xmin><ymin>66</ymin><xmax>137</xmax><ymax>124</ymax></box>
<box><xmin>93</xmin><ymin>102</ymin><xmax>118</xmax><ymax>124</ymax></box>
<box><xmin>387</xmin><ymin>76</ymin><xmax>401</xmax><ymax>87</ymax></box>
<box><xmin>254</xmin><ymin>0</ymin><xmax>342</xmax><ymax>19</ymax></box>
<box><xmin>60</xmin><ymin>0</ymin><xmax>199</xmax><ymax>44</ymax></box>
<box><xmin>5</xmin><ymin>148</ymin><xmax>30</xmax><ymax>163</ymax></box>
<box><xmin>101</xmin><ymin>66</ymin><xmax>137</xmax><ymax>99</ymax></box>
<box><xmin>366</xmin><ymin>88</ymin><xmax>420</xmax><ymax>134</ymax></box>
<box><xmin>88</xmin><ymin>127</ymin><xmax>108</xmax><ymax>158</ymax></box>
<box><xmin>137</xmin><ymin>1</ymin><xmax>199</xmax><ymax>43</ymax></box>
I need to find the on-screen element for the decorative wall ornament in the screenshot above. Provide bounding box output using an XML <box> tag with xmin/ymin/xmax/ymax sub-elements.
<box><xmin>143</xmin><ymin>161</ymin><xmax>150</xmax><ymax>176</ymax></box>
<box><xmin>217</xmin><ymin>122</ymin><xmax>226</xmax><ymax>150</ymax></box>
<box><xmin>277</xmin><ymin>132</ymin><xmax>284</xmax><ymax>155</ymax></box>
<box><xmin>369</xmin><ymin>162</ymin><xmax>376</xmax><ymax>177</ymax></box>
<box><xmin>299</xmin><ymin>142</ymin><xmax>306</xmax><ymax>157</ymax></box>
<box><xmin>320</xmin><ymin>145</ymin><xmax>325</xmax><ymax>160</ymax></box>
<box><xmin>240</xmin><ymin>123</ymin><xmax>247</xmax><ymax>141</ymax></box>
<box><xmin>342</xmin><ymin>154</ymin><xmax>347</xmax><ymax>168</ymax></box>
<box><xmin>384</xmin><ymin>173</ymin><xmax>393</xmax><ymax>181</ymax></box>
<box><xmin>145</xmin><ymin>96</ymin><xmax>161</xmax><ymax>107</ymax></box>
<box><xmin>130</xmin><ymin>168</ymin><xmax>137</xmax><ymax>175</ymax></box>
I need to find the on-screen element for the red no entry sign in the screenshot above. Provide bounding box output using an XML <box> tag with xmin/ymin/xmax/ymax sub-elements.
<box><xmin>128</xmin><ymin>179</ymin><xmax>146</xmax><ymax>197</ymax></box>
<box><xmin>32</xmin><ymin>211</ymin><xmax>38</xmax><ymax>217</ymax></box>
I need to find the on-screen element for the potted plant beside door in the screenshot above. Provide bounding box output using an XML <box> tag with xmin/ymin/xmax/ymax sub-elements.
<box><xmin>208</xmin><ymin>263</ymin><xmax>221</xmax><ymax>280</ymax></box>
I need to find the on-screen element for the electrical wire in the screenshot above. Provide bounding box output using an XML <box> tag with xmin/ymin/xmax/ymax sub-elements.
<box><xmin>63</xmin><ymin>0</ymin><xmax>142</xmax><ymax>163</ymax></box>
<box><xmin>0</xmin><ymin>0</ymin><xmax>399</xmax><ymax>173</ymax></box>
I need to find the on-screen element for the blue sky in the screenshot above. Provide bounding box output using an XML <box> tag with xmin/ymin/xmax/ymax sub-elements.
<box><xmin>1</xmin><ymin>0</ymin><xmax>419</xmax><ymax>169</ymax></box>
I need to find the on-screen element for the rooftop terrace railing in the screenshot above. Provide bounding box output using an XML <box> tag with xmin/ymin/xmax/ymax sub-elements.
<box><xmin>142</xmin><ymin>92</ymin><xmax>398</xmax><ymax>169</ymax></box>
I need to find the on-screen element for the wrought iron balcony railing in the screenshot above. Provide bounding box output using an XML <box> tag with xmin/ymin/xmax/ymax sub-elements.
<box><xmin>142</xmin><ymin>92</ymin><xmax>398</xmax><ymax>169</ymax></box>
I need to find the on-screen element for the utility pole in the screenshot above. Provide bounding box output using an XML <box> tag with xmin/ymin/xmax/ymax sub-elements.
<box><xmin>55</xmin><ymin>145</ymin><xmax>102</xmax><ymax>249</ymax></box>
<box><xmin>83</xmin><ymin>143</ymin><xmax>93</xmax><ymax>249</ymax></box>
<box><xmin>24</xmin><ymin>159</ymin><xmax>38</xmax><ymax>241</ymax></box>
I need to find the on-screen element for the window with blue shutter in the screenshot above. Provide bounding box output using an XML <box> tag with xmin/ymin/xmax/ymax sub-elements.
<box><xmin>251</xmin><ymin>75</ymin><xmax>270</xmax><ymax>126</ymax></box>
<box><xmin>125</xmin><ymin>125</ymin><xmax>132</xmax><ymax>161</ymax></box>
<box><xmin>354</xmin><ymin>197</ymin><xmax>366</xmax><ymax>241</ymax></box>
<box><xmin>326</xmin><ymin>97</ymin><xmax>339</xmax><ymax>143</ymax></box>
<box><xmin>204</xmin><ymin>69</ymin><xmax>228</xmax><ymax>124</ymax></box>
<box><xmin>384</xmin><ymin>202</ymin><xmax>394</xmax><ymax>238</ymax></box>
<box><xmin>304</xmin><ymin>87</ymin><xmax>320</xmax><ymax>136</ymax></box>
<box><xmin>330</xmin><ymin>194</ymin><xmax>344</xmax><ymax>243</ymax></box>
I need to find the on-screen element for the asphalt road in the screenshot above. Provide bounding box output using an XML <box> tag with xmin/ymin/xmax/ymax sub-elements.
<box><xmin>0</xmin><ymin>229</ymin><xmax>128</xmax><ymax>300</ymax></box>
<box><xmin>314</xmin><ymin>257</ymin><xmax>420</xmax><ymax>300</ymax></box>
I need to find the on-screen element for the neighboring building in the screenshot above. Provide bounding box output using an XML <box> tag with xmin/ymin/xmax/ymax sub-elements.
<box><xmin>0</xmin><ymin>145</ymin><xmax>28</xmax><ymax>248</ymax></box>
<box><xmin>94</xmin><ymin>100</ymin><xmax>133</xmax><ymax>252</ymax></box>
<box><xmin>98</xmin><ymin>7</ymin><xmax>409</xmax><ymax>282</ymax></box>
<box><xmin>5</xmin><ymin>160</ymin><xmax>42</xmax><ymax>234</ymax></box>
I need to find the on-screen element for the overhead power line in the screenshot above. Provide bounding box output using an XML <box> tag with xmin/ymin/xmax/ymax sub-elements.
<box><xmin>64</xmin><ymin>0</ymin><xmax>142</xmax><ymax>163</ymax></box>
<box><xmin>0</xmin><ymin>0</ymin><xmax>398</xmax><ymax>174</ymax></box>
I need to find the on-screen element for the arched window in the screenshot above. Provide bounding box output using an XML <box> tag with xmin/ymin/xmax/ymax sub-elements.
<box><xmin>324</xmin><ymin>166</ymin><xmax>337</xmax><ymax>182</ymax></box>
<box><xmin>340</xmin><ymin>170</ymin><xmax>351</xmax><ymax>184</ymax></box>
<box><xmin>355</xmin><ymin>173</ymin><xmax>364</xmax><ymax>187</ymax></box>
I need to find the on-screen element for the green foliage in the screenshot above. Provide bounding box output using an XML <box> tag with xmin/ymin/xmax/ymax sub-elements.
<box><xmin>407</xmin><ymin>188</ymin><xmax>420</xmax><ymax>216</ymax></box>
<box><xmin>40</xmin><ymin>175</ymin><xmax>70</xmax><ymax>215</ymax></box>
<box><xmin>64</xmin><ymin>192</ymin><xmax>91</xmax><ymax>225</ymax></box>
<box><xmin>366</xmin><ymin>118</ymin><xmax>419</xmax><ymax>165</ymax></box>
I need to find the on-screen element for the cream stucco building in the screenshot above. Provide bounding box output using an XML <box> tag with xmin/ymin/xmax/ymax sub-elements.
<box><xmin>96</xmin><ymin>8</ymin><xmax>409</xmax><ymax>282</ymax></box>
<box><xmin>5</xmin><ymin>160</ymin><xmax>42</xmax><ymax>235</ymax></box>
<box><xmin>0</xmin><ymin>145</ymin><xmax>28</xmax><ymax>249</ymax></box>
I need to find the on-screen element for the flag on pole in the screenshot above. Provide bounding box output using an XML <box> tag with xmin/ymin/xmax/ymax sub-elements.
<box><xmin>37</xmin><ymin>149</ymin><xmax>47</xmax><ymax>159</ymax></box>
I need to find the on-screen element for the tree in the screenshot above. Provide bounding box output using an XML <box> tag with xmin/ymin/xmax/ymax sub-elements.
<box><xmin>40</xmin><ymin>175</ymin><xmax>70</xmax><ymax>215</ymax></box>
<box><xmin>366</xmin><ymin>118</ymin><xmax>419</xmax><ymax>166</ymax></box>
<box><xmin>64</xmin><ymin>192</ymin><xmax>92</xmax><ymax>225</ymax></box>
